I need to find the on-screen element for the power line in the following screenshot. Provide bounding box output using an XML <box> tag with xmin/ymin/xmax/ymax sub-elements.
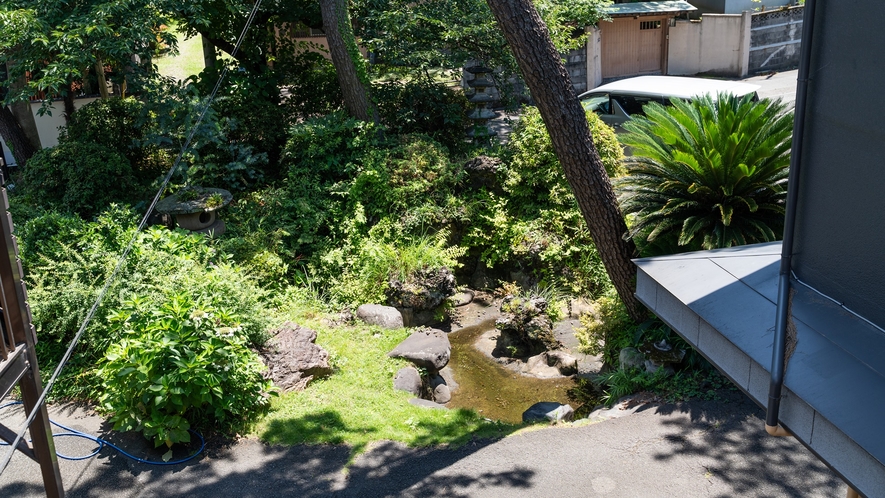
<box><xmin>0</xmin><ymin>0</ymin><xmax>265</xmax><ymax>477</ymax></box>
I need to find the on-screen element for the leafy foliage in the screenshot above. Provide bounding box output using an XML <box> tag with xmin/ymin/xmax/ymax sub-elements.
<box><xmin>461</xmin><ymin>107</ymin><xmax>622</xmax><ymax>296</ymax></box>
<box><xmin>97</xmin><ymin>294</ymin><xmax>272</xmax><ymax>452</ymax></box>
<box><xmin>322</xmin><ymin>225</ymin><xmax>465</xmax><ymax>306</ymax></box>
<box><xmin>21</xmin><ymin>142</ymin><xmax>139</xmax><ymax>218</ymax></box>
<box><xmin>62</xmin><ymin>96</ymin><xmax>168</xmax><ymax>180</ymax></box>
<box><xmin>21</xmin><ymin>206</ymin><xmax>270</xmax><ymax>400</ymax></box>
<box><xmin>574</xmin><ymin>290</ymin><xmax>634</xmax><ymax>366</ymax></box>
<box><xmin>617</xmin><ymin>94</ymin><xmax>793</xmax><ymax>254</ymax></box>
<box><xmin>373</xmin><ymin>77</ymin><xmax>470</xmax><ymax>153</ymax></box>
<box><xmin>0</xmin><ymin>0</ymin><xmax>171</xmax><ymax>106</ymax></box>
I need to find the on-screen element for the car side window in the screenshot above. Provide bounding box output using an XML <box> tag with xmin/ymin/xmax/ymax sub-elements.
<box><xmin>612</xmin><ymin>95</ymin><xmax>661</xmax><ymax>117</ymax></box>
<box><xmin>581</xmin><ymin>93</ymin><xmax>611</xmax><ymax>115</ymax></box>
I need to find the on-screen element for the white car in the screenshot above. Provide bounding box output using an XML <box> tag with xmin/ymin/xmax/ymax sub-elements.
<box><xmin>578</xmin><ymin>76</ymin><xmax>761</xmax><ymax>131</ymax></box>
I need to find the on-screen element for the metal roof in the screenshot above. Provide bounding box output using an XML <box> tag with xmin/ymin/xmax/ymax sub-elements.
<box><xmin>634</xmin><ymin>242</ymin><xmax>885</xmax><ymax>494</ymax></box>
<box><xmin>603</xmin><ymin>1</ymin><xmax>697</xmax><ymax>17</ymax></box>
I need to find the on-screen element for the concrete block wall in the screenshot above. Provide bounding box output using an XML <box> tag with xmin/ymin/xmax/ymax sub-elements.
<box><xmin>748</xmin><ymin>6</ymin><xmax>804</xmax><ymax>73</ymax></box>
<box><xmin>564</xmin><ymin>46</ymin><xmax>588</xmax><ymax>94</ymax></box>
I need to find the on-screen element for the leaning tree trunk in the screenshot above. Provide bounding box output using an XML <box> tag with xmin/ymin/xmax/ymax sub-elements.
<box><xmin>320</xmin><ymin>0</ymin><xmax>374</xmax><ymax>122</ymax></box>
<box><xmin>0</xmin><ymin>105</ymin><xmax>37</xmax><ymax>167</ymax></box>
<box><xmin>485</xmin><ymin>0</ymin><xmax>647</xmax><ymax>322</ymax></box>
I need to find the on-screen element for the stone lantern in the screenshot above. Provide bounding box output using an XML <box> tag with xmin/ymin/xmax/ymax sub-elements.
<box><xmin>465</xmin><ymin>65</ymin><xmax>497</xmax><ymax>143</ymax></box>
<box><xmin>155</xmin><ymin>186</ymin><xmax>232</xmax><ymax>236</ymax></box>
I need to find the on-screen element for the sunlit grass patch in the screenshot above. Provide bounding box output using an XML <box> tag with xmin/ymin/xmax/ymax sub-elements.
<box><xmin>255</xmin><ymin>306</ymin><xmax>518</xmax><ymax>456</ymax></box>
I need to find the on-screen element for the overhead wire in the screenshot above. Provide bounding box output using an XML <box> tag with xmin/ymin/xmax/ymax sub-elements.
<box><xmin>0</xmin><ymin>0</ymin><xmax>265</xmax><ymax>476</ymax></box>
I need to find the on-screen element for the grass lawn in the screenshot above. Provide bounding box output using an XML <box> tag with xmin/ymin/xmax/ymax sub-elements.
<box><xmin>154</xmin><ymin>25</ymin><xmax>208</xmax><ymax>82</ymax></box>
<box><xmin>255</xmin><ymin>303</ymin><xmax>519</xmax><ymax>459</ymax></box>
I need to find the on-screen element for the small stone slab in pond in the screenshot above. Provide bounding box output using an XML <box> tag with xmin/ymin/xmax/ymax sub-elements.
<box><xmin>429</xmin><ymin>374</ymin><xmax>451</xmax><ymax>404</ymax></box>
<box><xmin>356</xmin><ymin>304</ymin><xmax>403</xmax><ymax>329</ymax></box>
<box><xmin>450</xmin><ymin>290</ymin><xmax>475</xmax><ymax>307</ymax></box>
<box><xmin>522</xmin><ymin>402</ymin><xmax>575</xmax><ymax>423</ymax></box>
<box><xmin>393</xmin><ymin>367</ymin><xmax>422</xmax><ymax>396</ymax></box>
<box><xmin>388</xmin><ymin>328</ymin><xmax>451</xmax><ymax>371</ymax></box>
<box><xmin>546</xmin><ymin>351</ymin><xmax>578</xmax><ymax>375</ymax></box>
<box><xmin>409</xmin><ymin>398</ymin><xmax>448</xmax><ymax>410</ymax></box>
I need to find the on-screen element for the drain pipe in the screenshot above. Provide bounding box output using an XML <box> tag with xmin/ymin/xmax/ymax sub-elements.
<box><xmin>765</xmin><ymin>0</ymin><xmax>818</xmax><ymax>437</ymax></box>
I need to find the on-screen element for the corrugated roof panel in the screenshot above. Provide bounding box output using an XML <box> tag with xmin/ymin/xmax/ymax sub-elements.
<box><xmin>603</xmin><ymin>1</ymin><xmax>697</xmax><ymax>17</ymax></box>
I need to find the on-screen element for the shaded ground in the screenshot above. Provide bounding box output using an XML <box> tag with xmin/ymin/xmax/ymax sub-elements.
<box><xmin>0</xmin><ymin>390</ymin><xmax>843</xmax><ymax>497</ymax></box>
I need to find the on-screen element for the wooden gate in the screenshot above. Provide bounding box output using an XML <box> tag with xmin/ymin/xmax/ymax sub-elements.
<box><xmin>601</xmin><ymin>16</ymin><xmax>667</xmax><ymax>79</ymax></box>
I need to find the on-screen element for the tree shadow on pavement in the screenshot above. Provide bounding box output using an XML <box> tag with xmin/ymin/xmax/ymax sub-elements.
<box><xmin>650</xmin><ymin>391</ymin><xmax>842</xmax><ymax>497</ymax></box>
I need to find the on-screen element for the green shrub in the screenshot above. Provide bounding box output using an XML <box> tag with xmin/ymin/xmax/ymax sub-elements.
<box><xmin>22</xmin><ymin>206</ymin><xmax>270</xmax><ymax>400</ymax></box>
<box><xmin>373</xmin><ymin>77</ymin><xmax>470</xmax><ymax>152</ymax></box>
<box><xmin>617</xmin><ymin>94</ymin><xmax>793</xmax><ymax>254</ymax></box>
<box><xmin>21</xmin><ymin>142</ymin><xmax>140</xmax><ymax>218</ymax></box>
<box><xmin>61</xmin><ymin>96</ymin><xmax>168</xmax><ymax>181</ymax></box>
<box><xmin>277</xmin><ymin>51</ymin><xmax>344</xmax><ymax>120</ymax></box>
<box><xmin>460</xmin><ymin>107</ymin><xmax>622</xmax><ymax>296</ymax></box>
<box><xmin>97</xmin><ymin>294</ymin><xmax>273</xmax><ymax>453</ymax></box>
<box><xmin>322</xmin><ymin>222</ymin><xmax>465</xmax><ymax>306</ymax></box>
<box><xmin>574</xmin><ymin>291</ymin><xmax>635</xmax><ymax>366</ymax></box>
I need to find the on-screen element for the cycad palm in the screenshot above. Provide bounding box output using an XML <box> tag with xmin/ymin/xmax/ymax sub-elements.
<box><xmin>616</xmin><ymin>93</ymin><xmax>793</xmax><ymax>254</ymax></box>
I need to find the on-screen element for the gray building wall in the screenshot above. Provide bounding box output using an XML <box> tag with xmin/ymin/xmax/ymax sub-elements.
<box><xmin>792</xmin><ymin>0</ymin><xmax>885</xmax><ymax>330</ymax></box>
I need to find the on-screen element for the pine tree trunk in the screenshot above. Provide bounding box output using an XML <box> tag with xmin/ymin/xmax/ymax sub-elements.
<box><xmin>485</xmin><ymin>0</ymin><xmax>647</xmax><ymax>322</ymax></box>
<box><xmin>320</xmin><ymin>0</ymin><xmax>373</xmax><ymax>122</ymax></box>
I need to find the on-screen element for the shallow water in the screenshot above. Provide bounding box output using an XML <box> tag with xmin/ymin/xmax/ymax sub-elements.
<box><xmin>445</xmin><ymin>319</ymin><xmax>576</xmax><ymax>423</ymax></box>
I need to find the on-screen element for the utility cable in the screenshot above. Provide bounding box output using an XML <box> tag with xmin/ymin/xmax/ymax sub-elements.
<box><xmin>0</xmin><ymin>402</ymin><xmax>204</xmax><ymax>465</ymax></box>
<box><xmin>0</xmin><ymin>0</ymin><xmax>264</xmax><ymax>476</ymax></box>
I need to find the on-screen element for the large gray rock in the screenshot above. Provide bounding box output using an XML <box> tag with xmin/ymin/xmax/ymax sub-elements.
<box><xmin>356</xmin><ymin>304</ymin><xmax>404</xmax><ymax>329</ymax></box>
<box><xmin>495</xmin><ymin>295</ymin><xmax>561</xmax><ymax>357</ymax></box>
<box><xmin>393</xmin><ymin>367</ymin><xmax>423</xmax><ymax>396</ymax></box>
<box><xmin>259</xmin><ymin>322</ymin><xmax>332</xmax><ymax>392</ymax></box>
<box><xmin>522</xmin><ymin>402</ymin><xmax>575</xmax><ymax>423</ymax></box>
<box><xmin>524</xmin><ymin>351</ymin><xmax>579</xmax><ymax>377</ymax></box>
<box><xmin>524</xmin><ymin>354</ymin><xmax>563</xmax><ymax>378</ymax></box>
<box><xmin>388</xmin><ymin>328</ymin><xmax>451</xmax><ymax>372</ymax></box>
<box><xmin>386</xmin><ymin>267</ymin><xmax>456</xmax><ymax>312</ymax></box>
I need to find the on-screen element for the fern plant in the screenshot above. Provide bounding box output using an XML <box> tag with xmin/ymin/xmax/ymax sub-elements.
<box><xmin>616</xmin><ymin>93</ymin><xmax>793</xmax><ymax>254</ymax></box>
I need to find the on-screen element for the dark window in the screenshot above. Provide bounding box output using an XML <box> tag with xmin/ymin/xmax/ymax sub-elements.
<box><xmin>612</xmin><ymin>95</ymin><xmax>664</xmax><ymax>116</ymax></box>
<box><xmin>640</xmin><ymin>20</ymin><xmax>662</xmax><ymax>30</ymax></box>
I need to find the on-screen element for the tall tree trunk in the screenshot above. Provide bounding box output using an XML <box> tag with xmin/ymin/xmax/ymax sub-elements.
<box><xmin>0</xmin><ymin>105</ymin><xmax>37</xmax><ymax>166</ymax></box>
<box><xmin>201</xmin><ymin>35</ymin><xmax>217</xmax><ymax>71</ymax></box>
<box><xmin>95</xmin><ymin>58</ymin><xmax>110</xmax><ymax>99</ymax></box>
<box><xmin>63</xmin><ymin>82</ymin><xmax>76</xmax><ymax>122</ymax></box>
<box><xmin>485</xmin><ymin>0</ymin><xmax>647</xmax><ymax>322</ymax></box>
<box><xmin>8</xmin><ymin>70</ymin><xmax>41</xmax><ymax>153</ymax></box>
<box><xmin>320</xmin><ymin>0</ymin><xmax>374</xmax><ymax>122</ymax></box>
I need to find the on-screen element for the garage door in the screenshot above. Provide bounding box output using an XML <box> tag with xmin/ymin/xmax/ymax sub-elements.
<box><xmin>601</xmin><ymin>17</ymin><xmax>666</xmax><ymax>79</ymax></box>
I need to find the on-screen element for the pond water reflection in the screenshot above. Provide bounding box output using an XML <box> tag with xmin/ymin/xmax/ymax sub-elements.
<box><xmin>445</xmin><ymin>318</ymin><xmax>576</xmax><ymax>423</ymax></box>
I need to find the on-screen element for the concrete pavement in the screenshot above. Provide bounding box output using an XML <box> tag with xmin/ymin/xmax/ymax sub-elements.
<box><xmin>1</xmin><ymin>391</ymin><xmax>842</xmax><ymax>497</ymax></box>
